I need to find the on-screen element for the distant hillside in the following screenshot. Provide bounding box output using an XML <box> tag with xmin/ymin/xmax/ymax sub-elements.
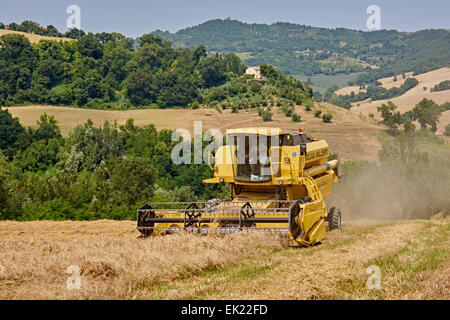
<box><xmin>343</xmin><ymin>67</ymin><xmax>450</xmax><ymax>135</ymax></box>
<box><xmin>153</xmin><ymin>19</ymin><xmax>450</xmax><ymax>83</ymax></box>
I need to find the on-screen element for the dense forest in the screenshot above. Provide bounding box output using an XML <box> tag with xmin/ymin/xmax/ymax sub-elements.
<box><xmin>0</xmin><ymin>107</ymin><xmax>228</xmax><ymax>220</ymax></box>
<box><xmin>154</xmin><ymin>19</ymin><xmax>450</xmax><ymax>84</ymax></box>
<box><xmin>0</xmin><ymin>21</ymin><xmax>312</xmax><ymax>111</ymax></box>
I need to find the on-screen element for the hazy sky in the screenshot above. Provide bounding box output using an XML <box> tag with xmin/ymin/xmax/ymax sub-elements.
<box><xmin>1</xmin><ymin>0</ymin><xmax>449</xmax><ymax>37</ymax></box>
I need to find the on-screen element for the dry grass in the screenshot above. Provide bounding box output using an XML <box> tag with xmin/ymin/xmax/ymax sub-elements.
<box><xmin>335</xmin><ymin>85</ymin><xmax>365</xmax><ymax>96</ymax></box>
<box><xmin>0</xmin><ymin>29</ymin><xmax>72</xmax><ymax>44</ymax></box>
<box><xmin>0</xmin><ymin>220</ymin><xmax>284</xmax><ymax>299</ymax></box>
<box><xmin>5</xmin><ymin>103</ymin><xmax>382</xmax><ymax>161</ymax></box>
<box><xmin>1</xmin><ymin>218</ymin><xmax>447</xmax><ymax>300</ymax></box>
<box><xmin>142</xmin><ymin>218</ymin><xmax>449</xmax><ymax>300</ymax></box>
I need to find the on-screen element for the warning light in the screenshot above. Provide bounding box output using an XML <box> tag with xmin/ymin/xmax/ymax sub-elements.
<box><xmin>298</xmin><ymin>128</ymin><xmax>304</xmax><ymax>133</ymax></box>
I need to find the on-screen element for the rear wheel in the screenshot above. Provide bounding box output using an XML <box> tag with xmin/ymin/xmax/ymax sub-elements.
<box><xmin>328</xmin><ymin>207</ymin><xmax>341</xmax><ymax>230</ymax></box>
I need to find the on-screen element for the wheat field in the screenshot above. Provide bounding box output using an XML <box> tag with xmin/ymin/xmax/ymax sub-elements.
<box><xmin>5</xmin><ymin>103</ymin><xmax>382</xmax><ymax>162</ymax></box>
<box><xmin>0</xmin><ymin>29</ymin><xmax>72</xmax><ymax>44</ymax></box>
<box><xmin>0</xmin><ymin>216</ymin><xmax>448</xmax><ymax>300</ymax></box>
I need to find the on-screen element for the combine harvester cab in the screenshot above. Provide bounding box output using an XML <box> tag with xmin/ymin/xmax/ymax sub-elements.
<box><xmin>138</xmin><ymin>128</ymin><xmax>342</xmax><ymax>246</ymax></box>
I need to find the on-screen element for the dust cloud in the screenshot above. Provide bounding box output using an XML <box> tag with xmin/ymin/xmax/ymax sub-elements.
<box><xmin>327</xmin><ymin>158</ymin><xmax>450</xmax><ymax>222</ymax></box>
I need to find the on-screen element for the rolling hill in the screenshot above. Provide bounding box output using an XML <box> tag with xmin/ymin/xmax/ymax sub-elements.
<box><xmin>341</xmin><ymin>67</ymin><xmax>450</xmax><ymax>134</ymax></box>
<box><xmin>153</xmin><ymin>19</ymin><xmax>450</xmax><ymax>80</ymax></box>
<box><xmin>5</xmin><ymin>102</ymin><xmax>382</xmax><ymax>162</ymax></box>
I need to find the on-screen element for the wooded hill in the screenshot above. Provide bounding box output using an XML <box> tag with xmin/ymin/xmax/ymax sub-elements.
<box><xmin>153</xmin><ymin>19</ymin><xmax>450</xmax><ymax>84</ymax></box>
<box><xmin>0</xmin><ymin>21</ymin><xmax>312</xmax><ymax>111</ymax></box>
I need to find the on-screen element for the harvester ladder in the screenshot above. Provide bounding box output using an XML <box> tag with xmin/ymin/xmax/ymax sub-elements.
<box><xmin>305</xmin><ymin>176</ymin><xmax>322</xmax><ymax>201</ymax></box>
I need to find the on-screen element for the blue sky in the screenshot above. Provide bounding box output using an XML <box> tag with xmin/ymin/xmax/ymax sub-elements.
<box><xmin>1</xmin><ymin>0</ymin><xmax>449</xmax><ymax>37</ymax></box>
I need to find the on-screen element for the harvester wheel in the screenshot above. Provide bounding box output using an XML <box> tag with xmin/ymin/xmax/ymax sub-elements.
<box><xmin>328</xmin><ymin>207</ymin><xmax>341</xmax><ymax>230</ymax></box>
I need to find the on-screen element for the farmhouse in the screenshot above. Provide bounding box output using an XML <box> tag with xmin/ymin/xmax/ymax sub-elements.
<box><xmin>245</xmin><ymin>66</ymin><xmax>265</xmax><ymax>81</ymax></box>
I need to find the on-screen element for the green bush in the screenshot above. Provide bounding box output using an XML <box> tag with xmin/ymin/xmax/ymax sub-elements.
<box><xmin>21</xmin><ymin>198</ymin><xmax>93</xmax><ymax>221</ymax></box>
<box><xmin>189</xmin><ymin>101</ymin><xmax>200</xmax><ymax>109</ymax></box>
<box><xmin>261</xmin><ymin>109</ymin><xmax>272</xmax><ymax>121</ymax></box>
<box><xmin>291</xmin><ymin>112</ymin><xmax>301</xmax><ymax>122</ymax></box>
<box><xmin>314</xmin><ymin>110</ymin><xmax>322</xmax><ymax>118</ymax></box>
<box><xmin>284</xmin><ymin>107</ymin><xmax>293</xmax><ymax>117</ymax></box>
<box><xmin>322</xmin><ymin>113</ymin><xmax>333</xmax><ymax>123</ymax></box>
<box><xmin>444</xmin><ymin>124</ymin><xmax>450</xmax><ymax>137</ymax></box>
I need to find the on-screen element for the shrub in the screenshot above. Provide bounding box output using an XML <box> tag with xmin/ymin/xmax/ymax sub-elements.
<box><xmin>444</xmin><ymin>124</ymin><xmax>450</xmax><ymax>137</ymax></box>
<box><xmin>21</xmin><ymin>198</ymin><xmax>93</xmax><ymax>221</ymax></box>
<box><xmin>305</xmin><ymin>100</ymin><xmax>314</xmax><ymax>111</ymax></box>
<box><xmin>189</xmin><ymin>101</ymin><xmax>199</xmax><ymax>109</ymax></box>
<box><xmin>261</xmin><ymin>109</ymin><xmax>272</xmax><ymax>121</ymax></box>
<box><xmin>284</xmin><ymin>107</ymin><xmax>293</xmax><ymax>117</ymax></box>
<box><xmin>314</xmin><ymin>110</ymin><xmax>322</xmax><ymax>118</ymax></box>
<box><xmin>322</xmin><ymin>113</ymin><xmax>332</xmax><ymax>123</ymax></box>
<box><xmin>291</xmin><ymin>112</ymin><xmax>301</xmax><ymax>122</ymax></box>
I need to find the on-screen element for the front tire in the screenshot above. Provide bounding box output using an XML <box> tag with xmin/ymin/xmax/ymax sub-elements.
<box><xmin>328</xmin><ymin>207</ymin><xmax>341</xmax><ymax>230</ymax></box>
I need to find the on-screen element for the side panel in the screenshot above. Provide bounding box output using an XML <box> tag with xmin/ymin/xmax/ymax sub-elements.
<box><xmin>299</xmin><ymin>200</ymin><xmax>327</xmax><ymax>245</ymax></box>
<box><xmin>215</xmin><ymin>145</ymin><xmax>235</xmax><ymax>179</ymax></box>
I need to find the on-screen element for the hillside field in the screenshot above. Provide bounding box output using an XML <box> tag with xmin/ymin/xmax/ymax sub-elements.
<box><xmin>5</xmin><ymin>103</ymin><xmax>382</xmax><ymax>162</ymax></box>
<box><xmin>345</xmin><ymin>68</ymin><xmax>450</xmax><ymax>127</ymax></box>
<box><xmin>0</xmin><ymin>29</ymin><xmax>72</xmax><ymax>44</ymax></box>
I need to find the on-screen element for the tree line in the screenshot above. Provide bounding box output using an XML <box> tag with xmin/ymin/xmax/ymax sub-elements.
<box><xmin>339</xmin><ymin>77</ymin><xmax>419</xmax><ymax>103</ymax></box>
<box><xmin>0</xmin><ymin>30</ymin><xmax>253</xmax><ymax>109</ymax></box>
<box><xmin>0</xmin><ymin>25</ymin><xmax>312</xmax><ymax>112</ymax></box>
<box><xmin>0</xmin><ymin>108</ymin><xmax>227</xmax><ymax>221</ymax></box>
<box><xmin>0</xmin><ymin>20</ymin><xmax>85</xmax><ymax>39</ymax></box>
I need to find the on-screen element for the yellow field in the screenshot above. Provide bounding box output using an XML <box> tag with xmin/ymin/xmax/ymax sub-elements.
<box><xmin>0</xmin><ymin>29</ymin><xmax>72</xmax><ymax>44</ymax></box>
<box><xmin>0</xmin><ymin>217</ymin><xmax>447</xmax><ymax>299</ymax></box>
<box><xmin>5</xmin><ymin>103</ymin><xmax>382</xmax><ymax>162</ymax></box>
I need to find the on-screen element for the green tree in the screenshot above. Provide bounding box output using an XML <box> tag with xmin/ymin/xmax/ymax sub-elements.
<box><xmin>0</xmin><ymin>108</ymin><xmax>27</xmax><ymax>158</ymax></box>
<box><xmin>76</xmin><ymin>33</ymin><xmax>103</xmax><ymax>59</ymax></box>
<box><xmin>377</xmin><ymin>101</ymin><xmax>403</xmax><ymax>134</ymax></box>
<box><xmin>196</xmin><ymin>55</ymin><xmax>226</xmax><ymax>88</ymax></box>
<box><xmin>63</xmin><ymin>120</ymin><xmax>124</xmax><ymax>172</ymax></box>
<box><xmin>259</xmin><ymin>64</ymin><xmax>278</xmax><ymax>80</ymax></box>
<box><xmin>15</xmin><ymin>138</ymin><xmax>61</xmax><ymax>172</ymax></box>
<box><xmin>412</xmin><ymin>98</ymin><xmax>441</xmax><ymax>132</ymax></box>
<box><xmin>224</xmin><ymin>53</ymin><xmax>246</xmax><ymax>75</ymax></box>
<box><xmin>32</xmin><ymin>113</ymin><xmax>61</xmax><ymax>142</ymax></box>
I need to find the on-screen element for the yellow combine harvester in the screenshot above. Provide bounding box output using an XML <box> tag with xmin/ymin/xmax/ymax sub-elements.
<box><xmin>137</xmin><ymin>128</ymin><xmax>342</xmax><ymax>246</ymax></box>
